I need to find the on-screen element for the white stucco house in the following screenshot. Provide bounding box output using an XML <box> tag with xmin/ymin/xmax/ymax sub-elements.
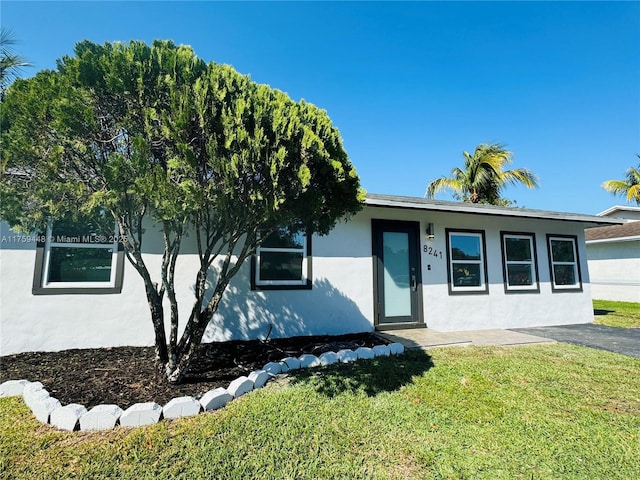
<box><xmin>585</xmin><ymin>205</ymin><xmax>640</xmax><ymax>303</ymax></box>
<box><xmin>0</xmin><ymin>194</ymin><xmax>621</xmax><ymax>355</ymax></box>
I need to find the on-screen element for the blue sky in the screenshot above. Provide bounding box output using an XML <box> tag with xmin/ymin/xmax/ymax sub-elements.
<box><xmin>3</xmin><ymin>1</ymin><xmax>639</xmax><ymax>214</ymax></box>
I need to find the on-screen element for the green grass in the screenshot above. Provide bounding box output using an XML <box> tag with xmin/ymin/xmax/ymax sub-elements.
<box><xmin>593</xmin><ymin>299</ymin><xmax>640</xmax><ymax>328</ymax></box>
<box><xmin>2</xmin><ymin>344</ymin><xmax>639</xmax><ymax>479</ymax></box>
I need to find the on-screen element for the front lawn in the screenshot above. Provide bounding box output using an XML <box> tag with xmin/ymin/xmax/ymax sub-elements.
<box><xmin>593</xmin><ymin>299</ymin><xmax>640</xmax><ymax>328</ymax></box>
<box><xmin>1</xmin><ymin>344</ymin><xmax>639</xmax><ymax>479</ymax></box>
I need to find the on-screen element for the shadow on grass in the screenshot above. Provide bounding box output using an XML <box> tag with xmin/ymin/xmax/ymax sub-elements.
<box><xmin>289</xmin><ymin>349</ymin><xmax>434</xmax><ymax>398</ymax></box>
<box><xmin>594</xmin><ymin>309</ymin><xmax>615</xmax><ymax>316</ymax></box>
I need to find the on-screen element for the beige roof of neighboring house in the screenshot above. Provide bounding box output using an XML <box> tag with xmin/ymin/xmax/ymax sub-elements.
<box><xmin>585</xmin><ymin>221</ymin><xmax>640</xmax><ymax>242</ymax></box>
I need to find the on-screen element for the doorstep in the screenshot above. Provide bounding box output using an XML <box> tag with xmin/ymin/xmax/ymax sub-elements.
<box><xmin>375</xmin><ymin>322</ymin><xmax>427</xmax><ymax>331</ymax></box>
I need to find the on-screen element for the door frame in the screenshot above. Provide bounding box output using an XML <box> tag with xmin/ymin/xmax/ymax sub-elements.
<box><xmin>371</xmin><ymin>219</ymin><xmax>425</xmax><ymax>329</ymax></box>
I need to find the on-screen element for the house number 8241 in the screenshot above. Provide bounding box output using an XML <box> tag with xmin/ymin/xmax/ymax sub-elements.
<box><xmin>423</xmin><ymin>245</ymin><xmax>442</xmax><ymax>259</ymax></box>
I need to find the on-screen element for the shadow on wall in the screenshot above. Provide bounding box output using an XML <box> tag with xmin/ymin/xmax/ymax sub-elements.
<box><xmin>201</xmin><ymin>262</ymin><xmax>372</xmax><ymax>342</ymax></box>
<box><xmin>290</xmin><ymin>349</ymin><xmax>434</xmax><ymax>398</ymax></box>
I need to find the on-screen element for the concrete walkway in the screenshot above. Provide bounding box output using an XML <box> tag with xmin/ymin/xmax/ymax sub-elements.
<box><xmin>376</xmin><ymin>327</ymin><xmax>554</xmax><ymax>350</ymax></box>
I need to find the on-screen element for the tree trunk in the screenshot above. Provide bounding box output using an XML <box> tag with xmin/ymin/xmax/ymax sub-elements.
<box><xmin>117</xmin><ymin>217</ymin><xmax>170</xmax><ymax>380</ymax></box>
<box><xmin>167</xmin><ymin>282</ymin><xmax>228</xmax><ymax>384</ymax></box>
<box><xmin>165</xmin><ymin>232</ymin><xmax>255</xmax><ymax>384</ymax></box>
<box><xmin>144</xmin><ymin>283</ymin><xmax>168</xmax><ymax>380</ymax></box>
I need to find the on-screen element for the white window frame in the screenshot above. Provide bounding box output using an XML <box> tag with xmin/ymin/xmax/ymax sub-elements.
<box><xmin>254</xmin><ymin>230</ymin><xmax>309</xmax><ymax>288</ymax></box>
<box><xmin>40</xmin><ymin>222</ymin><xmax>120</xmax><ymax>290</ymax></box>
<box><xmin>547</xmin><ymin>235</ymin><xmax>582</xmax><ymax>291</ymax></box>
<box><xmin>501</xmin><ymin>233</ymin><xmax>539</xmax><ymax>292</ymax></box>
<box><xmin>446</xmin><ymin>230</ymin><xmax>488</xmax><ymax>294</ymax></box>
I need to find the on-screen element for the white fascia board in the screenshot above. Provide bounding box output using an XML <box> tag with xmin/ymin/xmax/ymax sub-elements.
<box><xmin>597</xmin><ymin>205</ymin><xmax>640</xmax><ymax>217</ymax></box>
<box><xmin>364</xmin><ymin>194</ymin><xmax>623</xmax><ymax>226</ymax></box>
<box><xmin>585</xmin><ymin>236</ymin><xmax>640</xmax><ymax>245</ymax></box>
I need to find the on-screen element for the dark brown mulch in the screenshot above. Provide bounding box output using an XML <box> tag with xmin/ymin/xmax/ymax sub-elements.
<box><xmin>0</xmin><ymin>333</ymin><xmax>385</xmax><ymax>409</ymax></box>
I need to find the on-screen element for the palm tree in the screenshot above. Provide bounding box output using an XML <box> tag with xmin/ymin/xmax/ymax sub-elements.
<box><xmin>601</xmin><ymin>157</ymin><xmax>640</xmax><ymax>205</ymax></box>
<box><xmin>425</xmin><ymin>143</ymin><xmax>539</xmax><ymax>205</ymax></box>
<box><xmin>0</xmin><ymin>28</ymin><xmax>31</xmax><ymax>100</ymax></box>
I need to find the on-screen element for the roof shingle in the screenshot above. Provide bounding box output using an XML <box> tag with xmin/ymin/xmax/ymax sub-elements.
<box><xmin>585</xmin><ymin>221</ymin><xmax>640</xmax><ymax>241</ymax></box>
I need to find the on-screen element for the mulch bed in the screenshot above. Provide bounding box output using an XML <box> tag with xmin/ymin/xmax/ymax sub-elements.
<box><xmin>0</xmin><ymin>333</ymin><xmax>385</xmax><ymax>409</ymax></box>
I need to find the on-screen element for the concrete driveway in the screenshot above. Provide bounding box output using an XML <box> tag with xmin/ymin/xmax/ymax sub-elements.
<box><xmin>511</xmin><ymin>324</ymin><xmax>640</xmax><ymax>358</ymax></box>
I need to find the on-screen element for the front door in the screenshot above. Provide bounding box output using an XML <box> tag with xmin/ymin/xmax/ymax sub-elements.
<box><xmin>372</xmin><ymin>220</ymin><xmax>423</xmax><ymax>326</ymax></box>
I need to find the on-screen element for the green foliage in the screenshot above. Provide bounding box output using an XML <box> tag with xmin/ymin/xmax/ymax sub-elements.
<box><xmin>0</xmin><ymin>39</ymin><xmax>363</xmax><ymax>381</ymax></box>
<box><xmin>593</xmin><ymin>299</ymin><xmax>640</xmax><ymax>328</ymax></box>
<box><xmin>2</xmin><ymin>345</ymin><xmax>639</xmax><ymax>479</ymax></box>
<box><xmin>425</xmin><ymin>143</ymin><xmax>539</xmax><ymax>205</ymax></box>
<box><xmin>1</xmin><ymin>39</ymin><xmax>362</xmax><ymax>235</ymax></box>
<box><xmin>601</xmin><ymin>156</ymin><xmax>640</xmax><ymax>205</ymax></box>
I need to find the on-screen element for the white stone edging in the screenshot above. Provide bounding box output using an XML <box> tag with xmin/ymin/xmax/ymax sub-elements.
<box><xmin>0</xmin><ymin>342</ymin><xmax>405</xmax><ymax>432</ymax></box>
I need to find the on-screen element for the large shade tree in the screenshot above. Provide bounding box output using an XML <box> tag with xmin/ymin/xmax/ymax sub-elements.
<box><xmin>601</xmin><ymin>156</ymin><xmax>640</xmax><ymax>205</ymax></box>
<box><xmin>425</xmin><ymin>143</ymin><xmax>539</xmax><ymax>205</ymax></box>
<box><xmin>0</xmin><ymin>40</ymin><xmax>364</xmax><ymax>383</ymax></box>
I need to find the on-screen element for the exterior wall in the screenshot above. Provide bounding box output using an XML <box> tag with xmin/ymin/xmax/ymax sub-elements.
<box><xmin>363</xmin><ymin>206</ymin><xmax>594</xmax><ymax>332</ymax></box>
<box><xmin>1</xmin><ymin>205</ymin><xmax>597</xmax><ymax>355</ymax></box>
<box><xmin>586</xmin><ymin>240</ymin><xmax>640</xmax><ymax>302</ymax></box>
<box><xmin>0</xmin><ymin>219</ymin><xmax>374</xmax><ymax>355</ymax></box>
<box><xmin>201</xmin><ymin>215</ymin><xmax>374</xmax><ymax>343</ymax></box>
<box><xmin>599</xmin><ymin>207</ymin><xmax>640</xmax><ymax>223</ymax></box>
<box><xmin>1</xmin><ymin>222</ymin><xmax>150</xmax><ymax>355</ymax></box>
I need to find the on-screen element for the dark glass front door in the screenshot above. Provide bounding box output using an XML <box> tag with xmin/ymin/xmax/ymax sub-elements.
<box><xmin>372</xmin><ymin>220</ymin><xmax>422</xmax><ymax>325</ymax></box>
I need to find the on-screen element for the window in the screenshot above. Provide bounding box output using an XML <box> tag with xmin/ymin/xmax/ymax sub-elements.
<box><xmin>501</xmin><ymin>232</ymin><xmax>539</xmax><ymax>293</ymax></box>
<box><xmin>446</xmin><ymin>230</ymin><xmax>488</xmax><ymax>294</ymax></box>
<box><xmin>252</xmin><ymin>228</ymin><xmax>311</xmax><ymax>290</ymax></box>
<box><xmin>33</xmin><ymin>212</ymin><xmax>124</xmax><ymax>294</ymax></box>
<box><xmin>547</xmin><ymin>235</ymin><xmax>582</xmax><ymax>291</ymax></box>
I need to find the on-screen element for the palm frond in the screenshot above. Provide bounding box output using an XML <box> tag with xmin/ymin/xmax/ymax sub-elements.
<box><xmin>426</xmin><ymin>142</ymin><xmax>538</xmax><ymax>204</ymax></box>
<box><xmin>500</xmin><ymin>168</ymin><xmax>540</xmax><ymax>189</ymax></box>
<box><xmin>602</xmin><ymin>159</ymin><xmax>640</xmax><ymax>205</ymax></box>
<box><xmin>625</xmin><ymin>165</ymin><xmax>640</xmax><ymax>184</ymax></box>
<box><xmin>626</xmin><ymin>184</ymin><xmax>640</xmax><ymax>204</ymax></box>
<box><xmin>473</xmin><ymin>143</ymin><xmax>513</xmax><ymax>171</ymax></box>
<box><xmin>450</xmin><ymin>166</ymin><xmax>466</xmax><ymax>181</ymax></box>
<box><xmin>601</xmin><ymin>179</ymin><xmax>631</xmax><ymax>196</ymax></box>
<box><xmin>425</xmin><ymin>177</ymin><xmax>462</xmax><ymax>199</ymax></box>
<box><xmin>0</xmin><ymin>27</ymin><xmax>31</xmax><ymax>93</ymax></box>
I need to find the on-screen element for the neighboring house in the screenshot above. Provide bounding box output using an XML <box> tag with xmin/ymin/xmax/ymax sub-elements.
<box><xmin>0</xmin><ymin>193</ymin><xmax>620</xmax><ymax>355</ymax></box>
<box><xmin>585</xmin><ymin>206</ymin><xmax>640</xmax><ymax>303</ymax></box>
<box><xmin>595</xmin><ymin>205</ymin><xmax>640</xmax><ymax>223</ymax></box>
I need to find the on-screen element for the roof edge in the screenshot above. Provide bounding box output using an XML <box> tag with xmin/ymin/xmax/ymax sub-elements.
<box><xmin>365</xmin><ymin>193</ymin><xmax>623</xmax><ymax>226</ymax></box>
<box><xmin>586</xmin><ymin>236</ymin><xmax>640</xmax><ymax>244</ymax></box>
<box><xmin>597</xmin><ymin>205</ymin><xmax>640</xmax><ymax>217</ymax></box>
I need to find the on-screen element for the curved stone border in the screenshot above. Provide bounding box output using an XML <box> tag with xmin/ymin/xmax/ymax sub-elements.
<box><xmin>0</xmin><ymin>342</ymin><xmax>405</xmax><ymax>432</ymax></box>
